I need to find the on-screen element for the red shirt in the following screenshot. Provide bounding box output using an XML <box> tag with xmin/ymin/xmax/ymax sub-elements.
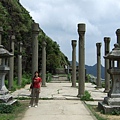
<box><xmin>33</xmin><ymin>77</ymin><xmax>42</xmax><ymax>88</ymax></box>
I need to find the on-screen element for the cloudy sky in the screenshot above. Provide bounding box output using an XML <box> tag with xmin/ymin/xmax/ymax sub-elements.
<box><xmin>20</xmin><ymin>0</ymin><xmax>120</xmax><ymax>66</ymax></box>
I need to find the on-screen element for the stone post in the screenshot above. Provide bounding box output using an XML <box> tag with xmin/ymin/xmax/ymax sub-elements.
<box><xmin>42</xmin><ymin>40</ymin><xmax>46</xmax><ymax>87</ymax></box>
<box><xmin>77</xmin><ymin>23</ymin><xmax>86</xmax><ymax>97</ymax></box>
<box><xmin>32</xmin><ymin>23</ymin><xmax>39</xmax><ymax>78</ymax></box>
<box><xmin>0</xmin><ymin>27</ymin><xmax>3</xmax><ymax>65</ymax></box>
<box><xmin>71</xmin><ymin>40</ymin><xmax>77</xmax><ymax>87</ymax></box>
<box><xmin>8</xmin><ymin>35</ymin><xmax>15</xmax><ymax>90</ymax></box>
<box><xmin>96</xmin><ymin>43</ymin><xmax>102</xmax><ymax>88</ymax></box>
<box><xmin>116</xmin><ymin>29</ymin><xmax>120</xmax><ymax>45</ymax></box>
<box><xmin>104</xmin><ymin>37</ymin><xmax>110</xmax><ymax>93</ymax></box>
<box><xmin>116</xmin><ymin>29</ymin><xmax>120</xmax><ymax>67</ymax></box>
<box><xmin>18</xmin><ymin>41</ymin><xmax>23</xmax><ymax>86</ymax></box>
<box><xmin>0</xmin><ymin>27</ymin><xmax>3</xmax><ymax>44</ymax></box>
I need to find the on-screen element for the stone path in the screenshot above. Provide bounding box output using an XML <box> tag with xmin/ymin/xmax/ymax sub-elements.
<box><xmin>12</xmin><ymin>82</ymin><xmax>107</xmax><ymax>120</ymax></box>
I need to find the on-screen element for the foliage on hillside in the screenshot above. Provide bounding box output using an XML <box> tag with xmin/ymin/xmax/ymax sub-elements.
<box><xmin>0</xmin><ymin>0</ymin><xmax>69</xmax><ymax>75</ymax></box>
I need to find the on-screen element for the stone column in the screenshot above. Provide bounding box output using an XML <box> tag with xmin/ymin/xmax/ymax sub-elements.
<box><xmin>71</xmin><ymin>40</ymin><xmax>77</xmax><ymax>87</ymax></box>
<box><xmin>18</xmin><ymin>41</ymin><xmax>23</xmax><ymax>86</ymax></box>
<box><xmin>0</xmin><ymin>27</ymin><xmax>3</xmax><ymax>44</ymax></box>
<box><xmin>96</xmin><ymin>43</ymin><xmax>102</xmax><ymax>88</ymax></box>
<box><xmin>8</xmin><ymin>35</ymin><xmax>15</xmax><ymax>90</ymax></box>
<box><xmin>32</xmin><ymin>23</ymin><xmax>39</xmax><ymax>78</ymax></box>
<box><xmin>77</xmin><ymin>23</ymin><xmax>86</xmax><ymax>97</ymax></box>
<box><xmin>116</xmin><ymin>29</ymin><xmax>120</xmax><ymax>45</ymax></box>
<box><xmin>42</xmin><ymin>40</ymin><xmax>46</xmax><ymax>87</ymax></box>
<box><xmin>0</xmin><ymin>27</ymin><xmax>3</xmax><ymax>65</ymax></box>
<box><xmin>104</xmin><ymin>37</ymin><xmax>110</xmax><ymax>93</ymax></box>
<box><xmin>116</xmin><ymin>29</ymin><xmax>120</xmax><ymax>67</ymax></box>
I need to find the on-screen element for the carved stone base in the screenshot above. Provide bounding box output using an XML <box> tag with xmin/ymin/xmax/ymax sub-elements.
<box><xmin>104</xmin><ymin>97</ymin><xmax>120</xmax><ymax>106</ymax></box>
<box><xmin>98</xmin><ymin>101</ymin><xmax>120</xmax><ymax>114</ymax></box>
<box><xmin>98</xmin><ymin>96</ymin><xmax>120</xmax><ymax>114</ymax></box>
<box><xmin>0</xmin><ymin>94</ymin><xmax>17</xmax><ymax>105</ymax></box>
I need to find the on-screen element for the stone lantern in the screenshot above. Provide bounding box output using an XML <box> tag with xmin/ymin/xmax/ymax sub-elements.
<box><xmin>0</xmin><ymin>45</ymin><xmax>16</xmax><ymax>104</ymax></box>
<box><xmin>98</xmin><ymin>43</ymin><xmax>120</xmax><ymax>114</ymax></box>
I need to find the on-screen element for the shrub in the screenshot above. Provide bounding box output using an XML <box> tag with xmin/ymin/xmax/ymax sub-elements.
<box><xmin>46</xmin><ymin>73</ymin><xmax>52</xmax><ymax>82</ymax></box>
<box><xmin>0</xmin><ymin>104</ymin><xmax>14</xmax><ymax>113</ymax></box>
<box><xmin>81</xmin><ymin>90</ymin><xmax>94</xmax><ymax>101</ymax></box>
<box><xmin>0</xmin><ymin>101</ymin><xmax>21</xmax><ymax>114</ymax></box>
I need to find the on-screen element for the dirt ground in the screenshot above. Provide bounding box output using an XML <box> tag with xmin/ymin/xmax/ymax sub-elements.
<box><xmin>92</xmin><ymin>106</ymin><xmax>120</xmax><ymax>120</ymax></box>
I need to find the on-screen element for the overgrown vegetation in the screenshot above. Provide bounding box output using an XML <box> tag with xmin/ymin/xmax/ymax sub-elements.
<box><xmin>0</xmin><ymin>101</ymin><xmax>28</xmax><ymax>120</ymax></box>
<box><xmin>81</xmin><ymin>90</ymin><xmax>94</xmax><ymax>101</ymax></box>
<box><xmin>0</xmin><ymin>0</ymin><xmax>69</xmax><ymax>76</ymax></box>
<box><xmin>87</xmin><ymin>105</ymin><xmax>108</xmax><ymax>120</ymax></box>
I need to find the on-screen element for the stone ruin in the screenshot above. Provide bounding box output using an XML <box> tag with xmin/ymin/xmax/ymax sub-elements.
<box><xmin>98</xmin><ymin>43</ymin><xmax>120</xmax><ymax>114</ymax></box>
<box><xmin>0</xmin><ymin>45</ymin><xmax>17</xmax><ymax>104</ymax></box>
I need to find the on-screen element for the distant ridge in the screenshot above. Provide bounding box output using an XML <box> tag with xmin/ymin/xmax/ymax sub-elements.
<box><xmin>69</xmin><ymin>61</ymin><xmax>105</xmax><ymax>79</ymax></box>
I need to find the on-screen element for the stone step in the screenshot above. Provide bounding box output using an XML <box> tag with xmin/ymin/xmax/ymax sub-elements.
<box><xmin>5</xmin><ymin>99</ymin><xmax>17</xmax><ymax>105</ymax></box>
<box><xmin>50</xmin><ymin>80</ymin><xmax>70</xmax><ymax>83</ymax></box>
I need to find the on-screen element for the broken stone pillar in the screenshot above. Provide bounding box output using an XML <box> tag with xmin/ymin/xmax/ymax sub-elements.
<box><xmin>116</xmin><ymin>29</ymin><xmax>120</xmax><ymax>45</ymax></box>
<box><xmin>71</xmin><ymin>40</ymin><xmax>77</xmax><ymax>87</ymax></box>
<box><xmin>8</xmin><ymin>35</ymin><xmax>15</xmax><ymax>90</ymax></box>
<box><xmin>0</xmin><ymin>27</ymin><xmax>3</xmax><ymax>65</ymax></box>
<box><xmin>32</xmin><ymin>23</ymin><xmax>39</xmax><ymax>78</ymax></box>
<box><xmin>18</xmin><ymin>41</ymin><xmax>23</xmax><ymax>86</ymax></box>
<box><xmin>96</xmin><ymin>43</ymin><xmax>102</xmax><ymax>88</ymax></box>
<box><xmin>104</xmin><ymin>37</ymin><xmax>110</xmax><ymax>93</ymax></box>
<box><xmin>42</xmin><ymin>40</ymin><xmax>46</xmax><ymax>87</ymax></box>
<box><xmin>98</xmin><ymin>43</ymin><xmax>120</xmax><ymax>114</ymax></box>
<box><xmin>77</xmin><ymin>23</ymin><xmax>86</xmax><ymax>97</ymax></box>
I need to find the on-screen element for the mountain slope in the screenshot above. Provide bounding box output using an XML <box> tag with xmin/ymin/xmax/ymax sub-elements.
<box><xmin>0</xmin><ymin>0</ymin><xmax>69</xmax><ymax>74</ymax></box>
<box><xmin>69</xmin><ymin>61</ymin><xmax>105</xmax><ymax>79</ymax></box>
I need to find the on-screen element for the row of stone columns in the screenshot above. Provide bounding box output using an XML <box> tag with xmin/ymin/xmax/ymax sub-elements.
<box><xmin>96</xmin><ymin>39</ymin><xmax>110</xmax><ymax>91</ymax></box>
<box><xmin>0</xmin><ymin>22</ymin><xmax>47</xmax><ymax>90</ymax></box>
<box><xmin>96</xmin><ymin>30</ymin><xmax>120</xmax><ymax>92</ymax></box>
<box><xmin>0</xmin><ymin>23</ymin><xmax>47</xmax><ymax>89</ymax></box>
<box><xmin>71</xmin><ymin>23</ymin><xmax>117</xmax><ymax>97</ymax></box>
<box><xmin>0</xmin><ymin>27</ymin><xmax>23</xmax><ymax>90</ymax></box>
<box><xmin>71</xmin><ymin>23</ymin><xmax>86</xmax><ymax>97</ymax></box>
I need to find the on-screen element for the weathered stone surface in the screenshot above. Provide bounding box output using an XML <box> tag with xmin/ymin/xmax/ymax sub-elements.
<box><xmin>96</xmin><ymin>43</ymin><xmax>102</xmax><ymax>88</ymax></box>
<box><xmin>71</xmin><ymin>40</ymin><xmax>77</xmax><ymax>87</ymax></box>
<box><xmin>99</xmin><ymin>43</ymin><xmax>120</xmax><ymax>114</ymax></box>
<box><xmin>78</xmin><ymin>23</ymin><xmax>86</xmax><ymax>97</ymax></box>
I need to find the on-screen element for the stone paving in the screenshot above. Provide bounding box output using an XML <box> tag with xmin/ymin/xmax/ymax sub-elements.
<box><xmin>11</xmin><ymin>82</ymin><xmax>107</xmax><ymax>120</ymax></box>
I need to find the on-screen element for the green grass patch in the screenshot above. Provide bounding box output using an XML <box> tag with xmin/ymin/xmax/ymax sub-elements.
<box><xmin>0</xmin><ymin>101</ymin><xmax>28</xmax><ymax>120</ymax></box>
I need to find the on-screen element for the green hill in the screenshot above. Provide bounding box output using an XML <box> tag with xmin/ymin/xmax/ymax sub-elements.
<box><xmin>0</xmin><ymin>0</ymin><xmax>69</xmax><ymax>75</ymax></box>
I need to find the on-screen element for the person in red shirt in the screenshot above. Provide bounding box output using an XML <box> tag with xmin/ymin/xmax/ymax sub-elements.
<box><xmin>29</xmin><ymin>71</ymin><xmax>42</xmax><ymax>107</ymax></box>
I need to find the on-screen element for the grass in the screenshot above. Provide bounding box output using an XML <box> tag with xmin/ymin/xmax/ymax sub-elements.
<box><xmin>86</xmin><ymin>104</ymin><xmax>120</xmax><ymax>120</ymax></box>
<box><xmin>87</xmin><ymin>104</ymin><xmax>108</xmax><ymax>120</ymax></box>
<box><xmin>0</xmin><ymin>101</ymin><xmax>29</xmax><ymax>120</ymax></box>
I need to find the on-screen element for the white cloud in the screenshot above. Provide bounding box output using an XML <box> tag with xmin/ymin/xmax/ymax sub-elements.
<box><xmin>20</xmin><ymin>0</ymin><xmax>120</xmax><ymax>66</ymax></box>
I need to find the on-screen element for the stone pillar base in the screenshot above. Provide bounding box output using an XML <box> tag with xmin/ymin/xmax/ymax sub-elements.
<box><xmin>0</xmin><ymin>94</ymin><xmax>17</xmax><ymax>105</ymax></box>
<box><xmin>98</xmin><ymin>101</ymin><xmax>120</xmax><ymax>114</ymax></box>
<box><xmin>95</xmin><ymin>86</ymin><xmax>102</xmax><ymax>89</ymax></box>
<box><xmin>104</xmin><ymin>89</ymin><xmax>110</xmax><ymax>93</ymax></box>
<box><xmin>41</xmin><ymin>85</ymin><xmax>47</xmax><ymax>87</ymax></box>
<box><xmin>98</xmin><ymin>96</ymin><xmax>120</xmax><ymax>114</ymax></box>
<box><xmin>71</xmin><ymin>85</ymin><xmax>76</xmax><ymax>87</ymax></box>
